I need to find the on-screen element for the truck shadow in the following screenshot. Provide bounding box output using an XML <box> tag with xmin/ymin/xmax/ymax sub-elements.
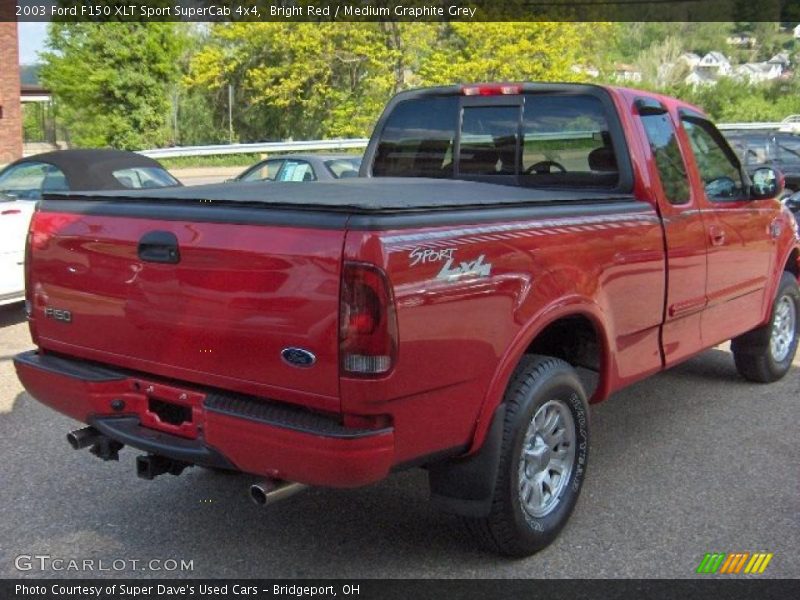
<box><xmin>1</xmin><ymin>348</ymin><xmax>797</xmax><ymax>577</ymax></box>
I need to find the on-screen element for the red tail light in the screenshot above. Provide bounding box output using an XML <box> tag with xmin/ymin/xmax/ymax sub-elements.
<box><xmin>462</xmin><ymin>83</ymin><xmax>522</xmax><ymax>96</ymax></box>
<box><xmin>340</xmin><ymin>262</ymin><xmax>398</xmax><ymax>376</ymax></box>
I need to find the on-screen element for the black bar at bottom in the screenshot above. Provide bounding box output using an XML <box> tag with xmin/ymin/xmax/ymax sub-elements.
<box><xmin>2</xmin><ymin>579</ymin><xmax>798</xmax><ymax>600</ymax></box>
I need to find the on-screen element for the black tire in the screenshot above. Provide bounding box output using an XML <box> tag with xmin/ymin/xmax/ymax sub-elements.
<box><xmin>732</xmin><ymin>272</ymin><xmax>799</xmax><ymax>383</ymax></box>
<box><xmin>464</xmin><ymin>355</ymin><xmax>589</xmax><ymax>557</ymax></box>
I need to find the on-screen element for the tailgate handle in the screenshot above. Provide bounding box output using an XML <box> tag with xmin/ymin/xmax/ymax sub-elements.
<box><xmin>138</xmin><ymin>231</ymin><xmax>180</xmax><ymax>264</ymax></box>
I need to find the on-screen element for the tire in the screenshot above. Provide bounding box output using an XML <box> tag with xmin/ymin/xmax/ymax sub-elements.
<box><xmin>464</xmin><ymin>355</ymin><xmax>589</xmax><ymax>557</ymax></box>
<box><xmin>732</xmin><ymin>272</ymin><xmax>799</xmax><ymax>383</ymax></box>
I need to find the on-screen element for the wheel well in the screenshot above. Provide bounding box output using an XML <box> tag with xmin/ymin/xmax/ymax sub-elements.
<box><xmin>524</xmin><ymin>315</ymin><xmax>602</xmax><ymax>398</ymax></box>
<box><xmin>785</xmin><ymin>249</ymin><xmax>799</xmax><ymax>278</ymax></box>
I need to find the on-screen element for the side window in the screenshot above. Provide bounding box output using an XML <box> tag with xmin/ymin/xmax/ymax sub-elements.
<box><xmin>775</xmin><ymin>134</ymin><xmax>800</xmax><ymax>166</ymax></box>
<box><xmin>113</xmin><ymin>167</ymin><xmax>179</xmax><ymax>189</ymax></box>
<box><xmin>640</xmin><ymin>113</ymin><xmax>690</xmax><ymax>205</ymax></box>
<box><xmin>278</xmin><ymin>160</ymin><xmax>316</xmax><ymax>182</ymax></box>
<box><xmin>681</xmin><ymin>117</ymin><xmax>745</xmax><ymax>201</ymax></box>
<box><xmin>241</xmin><ymin>160</ymin><xmax>284</xmax><ymax>182</ymax></box>
<box><xmin>458</xmin><ymin>106</ymin><xmax>519</xmax><ymax>175</ymax></box>
<box><xmin>0</xmin><ymin>162</ymin><xmax>68</xmax><ymax>199</ymax></box>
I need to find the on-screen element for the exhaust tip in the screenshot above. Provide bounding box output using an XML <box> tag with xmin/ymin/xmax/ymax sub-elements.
<box><xmin>66</xmin><ymin>426</ymin><xmax>102</xmax><ymax>450</ymax></box>
<box><xmin>66</xmin><ymin>432</ymin><xmax>81</xmax><ymax>450</ymax></box>
<box><xmin>250</xmin><ymin>484</ymin><xmax>269</xmax><ymax>506</ymax></box>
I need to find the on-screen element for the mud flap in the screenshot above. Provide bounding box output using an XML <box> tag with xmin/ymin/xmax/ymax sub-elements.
<box><xmin>428</xmin><ymin>404</ymin><xmax>506</xmax><ymax>518</ymax></box>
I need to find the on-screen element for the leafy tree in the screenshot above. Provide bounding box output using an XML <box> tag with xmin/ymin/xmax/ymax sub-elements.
<box><xmin>39</xmin><ymin>23</ymin><xmax>182</xmax><ymax>149</ymax></box>
<box><xmin>416</xmin><ymin>23</ymin><xmax>609</xmax><ymax>85</ymax></box>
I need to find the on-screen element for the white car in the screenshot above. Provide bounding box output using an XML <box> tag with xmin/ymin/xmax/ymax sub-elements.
<box><xmin>0</xmin><ymin>194</ymin><xmax>35</xmax><ymax>306</ymax></box>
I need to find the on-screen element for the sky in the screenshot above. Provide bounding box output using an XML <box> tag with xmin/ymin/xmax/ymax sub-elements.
<box><xmin>18</xmin><ymin>22</ymin><xmax>48</xmax><ymax>65</ymax></box>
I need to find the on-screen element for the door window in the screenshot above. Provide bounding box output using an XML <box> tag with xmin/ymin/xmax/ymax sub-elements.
<box><xmin>277</xmin><ymin>160</ymin><xmax>316</xmax><ymax>182</ymax></box>
<box><xmin>240</xmin><ymin>159</ymin><xmax>285</xmax><ymax>182</ymax></box>
<box><xmin>681</xmin><ymin>117</ymin><xmax>745</xmax><ymax>201</ymax></box>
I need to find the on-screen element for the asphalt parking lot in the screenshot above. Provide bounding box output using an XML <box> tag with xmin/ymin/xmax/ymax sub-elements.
<box><xmin>0</xmin><ymin>300</ymin><xmax>797</xmax><ymax>579</ymax></box>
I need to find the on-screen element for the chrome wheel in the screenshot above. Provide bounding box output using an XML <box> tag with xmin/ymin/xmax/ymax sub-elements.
<box><xmin>518</xmin><ymin>399</ymin><xmax>576</xmax><ymax>518</ymax></box>
<box><xmin>770</xmin><ymin>295</ymin><xmax>796</xmax><ymax>363</ymax></box>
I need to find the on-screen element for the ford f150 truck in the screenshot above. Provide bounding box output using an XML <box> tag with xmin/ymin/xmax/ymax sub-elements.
<box><xmin>14</xmin><ymin>83</ymin><xmax>800</xmax><ymax>557</ymax></box>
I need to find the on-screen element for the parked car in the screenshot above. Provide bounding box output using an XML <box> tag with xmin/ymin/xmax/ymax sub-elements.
<box><xmin>0</xmin><ymin>193</ymin><xmax>35</xmax><ymax>305</ymax></box>
<box><xmin>15</xmin><ymin>83</ymin><xmax>799</xmax><ymax>558</ymax></box>
<box><xmin>0</xmin><ymin>149</ymin><xmax>181</xmax><ymax>201</ymax></box>
<box><xmin>724</xmin><ymin>130</ymin><xmax>800</xmax><ymax>191</ymax></box>
<box><xmin>234</xmin><ymin>154</ymin><xmax>361</xmax><ymax>182</ymax></box>
<box><xmin>784</xmin><ymin>189</ymin><xmax>800</xmax><ymax>216</ymax></box>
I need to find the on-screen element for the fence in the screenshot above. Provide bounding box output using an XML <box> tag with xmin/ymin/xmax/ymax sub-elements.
<box><xmin>139</xmin><ymin>117</ymin><xmax>800</xmax><ymax>159</ymax></box>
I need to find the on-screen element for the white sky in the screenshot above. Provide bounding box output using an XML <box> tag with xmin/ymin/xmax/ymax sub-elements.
<box><xmin>17</xmin><ymin>22</ymin><xmax>48</xmax><ymax>65</ymax></box>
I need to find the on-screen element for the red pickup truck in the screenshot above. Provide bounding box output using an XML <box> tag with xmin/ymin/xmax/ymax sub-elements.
<box><xmin>15</xmin><ymin>83</ymin><xmax>799</xmax><ymax>557</ymax></box>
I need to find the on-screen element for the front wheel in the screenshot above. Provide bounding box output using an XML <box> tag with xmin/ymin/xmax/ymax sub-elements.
<box><xmin>732</xmin><ymin>272</ymin><xmax>799</xmax><ymax>383</ymax></box>
<box><xmin>464</xmin><ymin>355</ymin><xmax>589</xmax><ymax>557</ymax></box>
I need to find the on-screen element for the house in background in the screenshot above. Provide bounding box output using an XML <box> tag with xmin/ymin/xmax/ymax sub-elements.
<box><xmin>769</xmin><ymin>52</ymin><xmax>791</xmax><ymax>70</ymax></box>
<box><xmin>678</xmin><ymin>52</ymin><xmax>702</xmax><ymax>69</ymax></box>
<box><xmin>726</xmin><ymin>33</ymin><xmax>756</xmax><ymax>48</ymax></box>
<box><xmin>570</xmin><ymin>64</ymin><xmax>600</xmax><ymax>78</ymax></box>
<box><xmin>793</xmin><ymin>24</ymin><xmax>800</xmax><ymax>39</ymax></box>
<box><xmin>685</xmin><ymin>68</ymin><xmax>719</xmax><ymax>87</ymax></box>
<box><xmin>697</xmin><ymin>52</ymin><xmax>733</xmax><ymax>76</ymax></box>
<box><xmin>685</xmin><ymin>51</ymin><xmax>734</xmax><ymax>87</ymax></box>
<box><xmin>613</xmin><ymin>63</ymin><xmax>642</xmax><ymax>83</ymax></box>
<box><xmin>734</xmin><ymin>62</ymin><xmax>783</xmax><ymax>84</ymax></box>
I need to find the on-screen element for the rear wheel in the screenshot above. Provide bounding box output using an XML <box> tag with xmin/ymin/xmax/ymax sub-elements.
<box><xmin>732</xmin><ymin>272</ymin><xmax>799</xmax><ymax>383</ymax></box>
<box><xmin>464</xmin><ymin>355</ymin><xmax>589</xmax><ymax>557</ymax></box>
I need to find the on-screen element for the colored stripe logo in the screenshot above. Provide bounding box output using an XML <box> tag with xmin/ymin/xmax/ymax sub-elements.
<box><xmin>696</xmin><ymin>552</ymin><xmax>773</xmax><ymax>574</ymax></box>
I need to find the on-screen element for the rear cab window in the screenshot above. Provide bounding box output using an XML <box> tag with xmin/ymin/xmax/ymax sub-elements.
<box><xmin>369</xmin><ymin>86</ymin><xmax>631</xmax><ymax>192</ymax></box>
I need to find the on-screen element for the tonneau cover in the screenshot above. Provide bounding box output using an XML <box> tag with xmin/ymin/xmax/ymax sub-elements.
<box><xmin>49</xmin><ymin>177</ymin><xmax>634</xmax><ymax>212</ymax></box>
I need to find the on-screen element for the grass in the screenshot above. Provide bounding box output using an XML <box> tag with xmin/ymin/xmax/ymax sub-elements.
<box><xmin>159</xmin><ymin>154</ymin><xmax>263</xmax><ymax>169</ymax></box>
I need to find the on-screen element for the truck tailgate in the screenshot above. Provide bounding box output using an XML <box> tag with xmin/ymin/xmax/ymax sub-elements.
<box><xmin>28</xmin><ymin>207</ymin><xmax>343</xmax><ymax>411</ymax></box>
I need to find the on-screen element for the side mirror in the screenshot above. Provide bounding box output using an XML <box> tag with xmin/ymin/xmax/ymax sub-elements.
<box><xmin>751</xmin><ymin>167</ymin><xmax>784</xmax><ymax>200</ymax></box>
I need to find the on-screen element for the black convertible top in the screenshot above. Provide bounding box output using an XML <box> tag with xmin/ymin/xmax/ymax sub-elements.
<box><xmin>8</xmin><ymin>149</ymin><xmax>173</xmax><ymax>191</ymax></box>
<box><xmin>60</xmin><ymin>177</ymin><xmax>634</xmax><ymax>212</ymax></box>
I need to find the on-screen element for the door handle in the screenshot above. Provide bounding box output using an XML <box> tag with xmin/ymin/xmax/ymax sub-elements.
<box><xmin>709</xmin><ymin>226</ymin><xmax>726</xmax><ymax>247</ymax></box>
<box><xmin>138</xmin><ymin>231</ymin><xmax>180</xmax><ymax>264</ymax></box>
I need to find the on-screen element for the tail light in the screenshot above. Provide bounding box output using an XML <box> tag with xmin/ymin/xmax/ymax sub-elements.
<box><xmin>340</xmin><ymin>262</ymin><xmax>398</xmax><ymax>376</ymax></box>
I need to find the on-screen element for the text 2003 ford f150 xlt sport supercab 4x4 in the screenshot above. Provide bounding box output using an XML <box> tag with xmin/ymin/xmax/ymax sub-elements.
<box><xmin>15</xmin><ymin>83</ymin><xmax>800</xmax><ymax>556</ymax></box>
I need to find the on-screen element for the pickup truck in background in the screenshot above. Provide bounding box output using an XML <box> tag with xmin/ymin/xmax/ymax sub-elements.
<box><xmin>14</xmin><ymin>83</ymin><xmax>800</xmax><ymax>557</ymax></box>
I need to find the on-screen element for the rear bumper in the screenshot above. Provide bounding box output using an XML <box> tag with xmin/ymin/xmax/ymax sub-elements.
<box><xmin>14</xmin><ymin>350</ymin><xmax>394</xmax><ymax>487</ymax></box>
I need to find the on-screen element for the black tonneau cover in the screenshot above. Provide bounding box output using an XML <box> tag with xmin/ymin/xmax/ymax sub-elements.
<box><xmin>50</xmin><ymin>178</ymin><xmax>634</xmax><ymax>213</ymax></box>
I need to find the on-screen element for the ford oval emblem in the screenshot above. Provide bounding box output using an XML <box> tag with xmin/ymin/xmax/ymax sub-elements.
<box><xmin>281</xmin><ymin>347</ymin><xmax>316</xmax><ymax>368</ymax></box>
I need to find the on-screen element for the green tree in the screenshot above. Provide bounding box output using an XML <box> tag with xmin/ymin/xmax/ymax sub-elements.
<box><xmin>40</xmin><ymin>23</ymin><xmax>183</xmax><ymax>150</ymax></box>
<box><xmin>416</xmin><ymin>23</ymin><xmax>609</xmax><ymax>85</ymax></box>
<box><xmin>187</xmin><ymin>23</ymin><xmax>425</xmax><ymax>141</ymax></box>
